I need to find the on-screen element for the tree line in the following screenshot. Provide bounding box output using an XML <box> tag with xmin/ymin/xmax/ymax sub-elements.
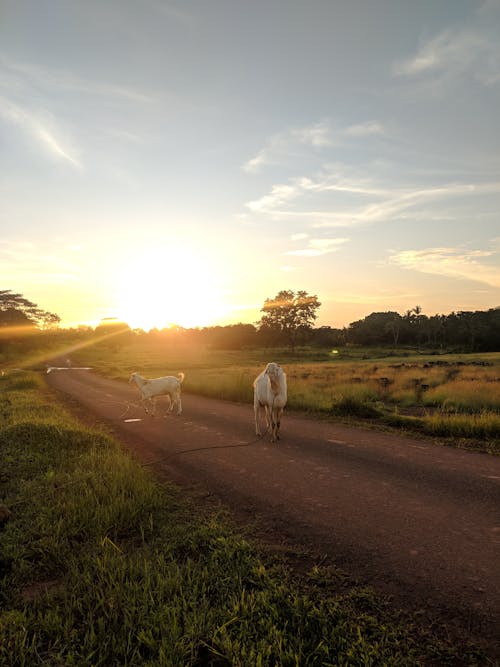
<box><xmin>1</xmin><ymin>289</ymin><xmax>499</xmax><ymax>354</ymax></box>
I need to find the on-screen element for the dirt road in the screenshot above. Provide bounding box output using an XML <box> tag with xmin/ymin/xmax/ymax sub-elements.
<box><xmin>46</xmin><ymin>368</ymin><xmax>500</xmax><ymax>655</ymax></box>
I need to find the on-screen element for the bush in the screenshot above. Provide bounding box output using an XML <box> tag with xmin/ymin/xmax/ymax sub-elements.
<box><xmin>330</xmin><ymin>397</ymin><xmax>381</xmax><ymax>419</ymax></box>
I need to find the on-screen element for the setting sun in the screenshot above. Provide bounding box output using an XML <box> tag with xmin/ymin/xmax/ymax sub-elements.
<box><xmin>113</xmin><ymin>245</ymin><xmax>228</xmax><ymax>331</ymax></box>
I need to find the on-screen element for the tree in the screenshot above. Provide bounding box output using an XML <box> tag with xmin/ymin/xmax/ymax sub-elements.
<box><xmin>348</xmin><ymin>311</ymin><xmax>401</xmax><ymax>346</ymax></box>
<box><xmin>0</xmin><ymin>290</ymin><xmax>60</xmax><ymax>330</ymax></box>
<box><xmin>258</xmin><ymin>290</ymin><xmax>321</xmax><ymax>349</ymax></box>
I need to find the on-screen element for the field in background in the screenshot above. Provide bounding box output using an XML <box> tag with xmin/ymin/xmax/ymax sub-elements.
<box><xmin>1</xmin><ymin>370</ymin><xmax>487</xmax><ymax>664</ymax></box>
<box><xmin>70</xmin><ymin>340</ymin><xmax>500</xmax><ymax>453</ymax></box>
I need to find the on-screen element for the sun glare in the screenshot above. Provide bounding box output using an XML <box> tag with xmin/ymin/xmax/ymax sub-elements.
<box><xmin>114</xmin><ymin>246</ymin><xmax>227</xmax><ymax>331</ymax></box>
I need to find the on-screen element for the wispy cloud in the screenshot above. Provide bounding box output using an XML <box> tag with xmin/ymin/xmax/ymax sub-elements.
<box><xmin>0</xmin><ymin>95</ymin><xmax>82</xmax><ymax>168</ymax></box>
<box><xmin>339</xmin><ymin>181</ymin><xmax>500</xmax><ymax>227</ymax></box>
<box><xmin>0</xmin><ymin>56</ymin><xmax>158</xmax><ymax>166</ymax></box>
<box><xmin>245</xmin><ymin>183</ymin><xmax>300</xmax><ymax>212</ymax></box>
<box><xmin>1</xmin><ymin>57</ymin><xmax>153</xmax><ymax>102</ymax></box>
<box><xmin>394</xmin><ymin>24</ymin><xmax>500</xmax><ymax>86</ymax></box>
<box><xmin>242</xmin><ymin>121</ymin><xmax>332</xmax><ymax>173</ymax></box>
<box><xmin>285</xmin><ymin>237</ymin><xmax>349</xmax><ymax>257</ymax></box>
<box><xmin>243</xmin><ymin>118</ymin><xmax>388</xmax><ymax>174</ymax></box>
<box><xmin>388</xmin><ymin>245</ymin><xmax>500</xmax><ymax>288</ymax></box>
<box><xmin>246</xmin><ymin>170</ymin><xmax>500</xmax><ymax>228</ymax></box>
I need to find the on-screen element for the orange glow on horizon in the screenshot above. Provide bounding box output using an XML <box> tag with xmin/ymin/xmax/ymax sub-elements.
<box><xmin>0</xmin><ymin>324</ymin><xmax>38</xmax><ymax>338</ymax></box>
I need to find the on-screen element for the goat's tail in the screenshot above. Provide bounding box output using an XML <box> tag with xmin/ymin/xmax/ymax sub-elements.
<box><xmin>178</xmin><ymin>372</ymin><xmax>185</xmax><ymax>383</ymax></box>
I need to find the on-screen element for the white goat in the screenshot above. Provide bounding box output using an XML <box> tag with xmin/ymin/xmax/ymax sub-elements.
<box><xmin>253</xmin><ymin>362</ymin><xmax>287</xmax><ymax>442</ymax></box>
<box><xmin>129</xmin><ymin>371</ymin><xmax>185</xmax><ymax>416</ymax></box>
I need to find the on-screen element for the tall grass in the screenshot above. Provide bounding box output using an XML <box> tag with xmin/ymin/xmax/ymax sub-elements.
<box><xmin>424</xmin><ymin>379</ymin><xmax>500</xmax><ymax>413</ymax></box>
<box><xmin>2</xmin><ymin>371</ymin><xmax>485</xmax><ymax>664</ymax></box>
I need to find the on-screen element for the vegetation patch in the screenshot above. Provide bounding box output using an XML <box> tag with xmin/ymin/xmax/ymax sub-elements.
<box><xmin>0</xmin><ymin>372</ymin><xmax>487</xmax><ymax>665</ymax></box>
<box><xmin>330</xmin><ymin>396</ymin><xmax>381</xmax><ymax>419</ymax></box>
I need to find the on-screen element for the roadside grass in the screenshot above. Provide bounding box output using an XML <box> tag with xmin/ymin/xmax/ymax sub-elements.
<box><xmin>67</xmin><ymin>341</ymin><xmax>500</xmax><ymax>453</ymax></box>
<box><xmin>0</xmin><ymin>372</ymin><xmax>488</xmax><ymax>665</ymax></box>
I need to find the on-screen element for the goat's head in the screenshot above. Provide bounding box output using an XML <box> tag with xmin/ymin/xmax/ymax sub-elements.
<box><xmin>265</xmin><ymin>362</ymin><xmax>280</xmax><ymax>380</ymax></box>
<box><xmin>129</xmin><ymin>372</ymin><xmax>138</xmax><ymax>384</ymax></box>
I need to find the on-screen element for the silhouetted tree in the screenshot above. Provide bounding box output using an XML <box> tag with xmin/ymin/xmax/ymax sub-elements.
<box><xmin>345</xmin><ymin>306</ymin><xmax>499</xmax><ymax>351</ymax></box>
<box><xmin>0</xmin><ymin>290</ymin><xmax>60</xmax><ymax>329</ymax></box>
<box><xmin>310</xmin><ymin>326</ymin><xmax>345</xmax><ymax>347</ymax></box>
<box><xmin>258</xmin><ymin>290</ymin><xmax>321</xmax><ymax>349</ymax></box>
<box><xmin>348</xmin><ymin>312</ymin><xmax>401</xmax><ymax>346</ymax></box>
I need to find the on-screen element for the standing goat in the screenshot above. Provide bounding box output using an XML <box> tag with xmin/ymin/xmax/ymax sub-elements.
<box><xmin>253</xmin><ymin>362</ymin><xmax>287</xmax><ymax>442</ymax></box>
<box><xmin>129</xmin><ymin>371</ymin><xmax>185</xmax><ymax>416</ymax></box>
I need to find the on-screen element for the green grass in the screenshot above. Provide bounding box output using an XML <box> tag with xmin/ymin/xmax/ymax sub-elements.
<box><xmin>0</xmin><ymin>371</ymin><xmax>488</xmax><ymax>665</ymax></box>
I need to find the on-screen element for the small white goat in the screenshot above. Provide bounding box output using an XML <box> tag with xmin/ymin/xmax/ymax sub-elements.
<box><xmin>253</xmin><ymin>362</ymin><xmax>287</xmax><ymax>442</ymax></box>
<box><xmin>129</xmin><ymin>371</ymin><xmax>185</xmax><ymax>416</ymax></box>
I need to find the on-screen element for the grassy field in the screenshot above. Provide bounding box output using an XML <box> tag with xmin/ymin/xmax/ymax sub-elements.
<box><xmin>0</xmin><ymin>370</ymin><xmax>489</xmax><ymax>665</ymax></box>
<box><xmin>66</xmin><ymin>339</ymin><xmax>500</xmax><ymax>454</ymax></box>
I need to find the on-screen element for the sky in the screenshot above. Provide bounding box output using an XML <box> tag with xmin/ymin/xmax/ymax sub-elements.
<box><xmin>1</xmin><ymin>0</ymin><xmax>499</xmax><ymax>331</ymax></box>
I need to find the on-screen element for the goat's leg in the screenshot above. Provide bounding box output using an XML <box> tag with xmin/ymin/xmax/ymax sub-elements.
<box><xmin>265</xmin><ymin>406</ymin><xmax>273</xmax><ymax>436</ymax></box>
<box><xmin>254</xmin><ymin>402</ymin><xmax>262</xmax><ymax>436</ymax></box>
<box><xmin>159</xmin><ymin>396</ymin><xmax>169</xmax><ymax>418</ymax></box>
<box><xmin>270</xmin><ymin>409</ymin><xmax>277</xmax><ymax>442</ymax></box>
<box><xmin>147</xmin><ymin>397</ymin><xmax>156</xmax><ymax>416</ymax></box>
<box><xmin>275</xmin><ymin>407</ymin><xmax>283</xmax><ymax>441</ymax></box>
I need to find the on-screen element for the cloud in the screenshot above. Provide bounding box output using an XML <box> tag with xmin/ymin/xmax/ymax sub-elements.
<box><xmin>246</xmin><ymin>169</ymin><xmax>500</xmax><ymax>228</ymax></box>
<box><xmin>285</xmin><ymin>237</ymin><xmax>349</xmax><ymax>257</ymax></box>
<box><xmin>341</xmin><ymin>182</ymin><xmax>500</xmax><ymax>227</ymax></box>
<box><xmin>1</xmin><ymin>57</ymin><xmax>153</xmax><ymax>102</ymax></box>
<box><xmin>242</xmin><ymin>121</ymin><xmax>332</xmax><ymax>173</ymax></box>
<box><xmin>0</xmin><ymin>96</ymin><xmax>82</xmax><ymax>168</ymax></box>
<box><xmin>388</xmin><ymin>245</ymin><xmax>500</xmax><ymax>288</ymax></box>
<box><xmin>244</xmin><ymin>171</ymin><xmax>380</xmax><ymax>218</ymax></box>
<box><xmin>344</xmin><ymin>121</ymin><xmax>384</xmax><ymax>137</ymax></box>
<box><xmin>245</xmin><ymin>183</ymin><xmax>300</xmax><ymax>212</ymax></box>
<box><xmin>243</xmin><ymin>118</ymin><xmax>387</xmax><ymax>174</ymax></box>
<box><xmin>0</xmin><ymin>57</ymin><xmax>158</xmax><ymax>165</ymax></box>
<box><xmin>394</xmin><ymin>25</ymin><xmax>500</xmax><ymax>86</ymax></box>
